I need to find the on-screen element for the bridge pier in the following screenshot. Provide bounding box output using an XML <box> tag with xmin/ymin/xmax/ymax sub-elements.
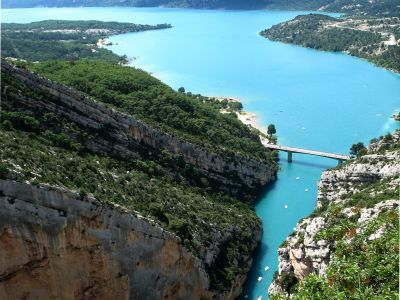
<box><xmin>288</xmin><ymin>151</ymin><xmax>292</xmax><ymax>163</ymax></box>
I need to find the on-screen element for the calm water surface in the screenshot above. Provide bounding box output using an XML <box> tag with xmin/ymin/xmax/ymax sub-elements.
<box><xmin>3</xmin><ymin>7</ymin><xmax>400</xmax><ymax>299</ymax></box>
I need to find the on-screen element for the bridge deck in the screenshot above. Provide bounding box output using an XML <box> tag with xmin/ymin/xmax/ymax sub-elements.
<box><xmin>262</xmin><ymin>142</ymin><xmax>351</xmax><ymax>161</ymax></box>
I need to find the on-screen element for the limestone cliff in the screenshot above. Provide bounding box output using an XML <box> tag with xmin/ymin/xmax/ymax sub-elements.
<box><xmin>0</xmin><ymin>179</ymin><xmax>217</xmax><ymax>299</ymax></box>
<box><xmin>268</xmin><ymin>131</ymin><xmax>400</xmax><ymax>297</ymax></box>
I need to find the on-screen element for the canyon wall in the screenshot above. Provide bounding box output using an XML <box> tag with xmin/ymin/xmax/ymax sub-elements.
<box><xmin>0</xmin><ymin>179</ymin><xmax>218</xmax><ymax>299</ymax></box>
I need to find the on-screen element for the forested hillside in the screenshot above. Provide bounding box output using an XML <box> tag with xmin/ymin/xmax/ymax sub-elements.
<box><xmin>1</xmin><ymin>59</ymin><xmax>268</xmax><ymax>295</ymax></box>
<box><xmin>2</xmin><ymin>20</ymin><xmax>171</xmax><ymax>63</ymax></box>
<box><xmin>261</xmin><ymin>14</ymin><xmax>400</xmax><ymax>72</ymax></box>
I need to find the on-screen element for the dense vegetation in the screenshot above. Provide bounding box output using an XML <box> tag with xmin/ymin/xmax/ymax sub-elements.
<box><xmin>261</xmin><ymin>14</ymin><xmax>400</xmax><ymax>72</ymax></box>
<box><xmin>0</xmin><ymin>67</ymin><xmax>264</xmax><ymax>291</ymax></box>
<box><xmin>23</xmin><ymin>60</ymin><xmax>276</xmax><ymax>165</ymax></box>
<box><xmin>1</xmin><ymin>20</ymin><xmax>171</xmax><ymax>63</ymax></box>
<box><xmin>4</xmin><ymin>0</ymin><xmax>400</xmax><ymax>16</ymax></box>
<box><xmin>262</xmin><ymin>15</ymin><xmax>382</xmax><ymax>52</ymax></box>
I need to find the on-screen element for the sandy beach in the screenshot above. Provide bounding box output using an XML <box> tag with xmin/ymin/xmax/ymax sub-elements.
<box><xmin>235</xmin><ymin>111</ymin><xmax>272</xmax><ymax>144</ymax></box>
<box><xmin>213</xmin><ymin>95</ymin><xmax>272</xmax><ymax>142</ymax></box>
<box><xmin>96</xmin><ymin>38</ymin><xmax>108</xmax><ymax>48</ymax></box>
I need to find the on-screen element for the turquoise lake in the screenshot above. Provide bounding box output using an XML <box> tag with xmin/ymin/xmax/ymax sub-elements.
<box><xmin>3</xmin><ymin>7</ymin><xmax>400</xmax><ymax>299</ymax></box>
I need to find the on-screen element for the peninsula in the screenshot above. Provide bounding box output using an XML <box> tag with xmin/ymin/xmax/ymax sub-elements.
<box><xmin>261</xmin><ymin>14</ymin><xmax>400</xmax><ymax>72</ymax></box>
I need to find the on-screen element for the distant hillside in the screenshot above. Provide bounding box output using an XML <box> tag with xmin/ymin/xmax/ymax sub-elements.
<box><xmin>261</xmin><ymin>14</ymin><xmax>400</xmax><ymax>72</ymax></box>
<box><xmin>1</xmin><ymin>20</ymin><xmax>171</xmax><ymax>63</ymax></box>
<box><xmin>3</xmin><ymin>0</ymin><xmax>400</xmax><ymax>16</ymax></box>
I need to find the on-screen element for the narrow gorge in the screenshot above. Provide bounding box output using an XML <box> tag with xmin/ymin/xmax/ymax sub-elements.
<box><xmin>0</xmin><ymin>60</ymin><xmax>278</xmax><ymax>299</ymax></box>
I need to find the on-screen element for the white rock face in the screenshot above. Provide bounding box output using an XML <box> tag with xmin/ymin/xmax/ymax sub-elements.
<box><xmin>358</xmin><ymin>200</ymin><xmax>399</xmax><ymax>225</ymax></box>
<box><xmin>317</xmin><ymin>131</ymin><xmax>400</xmax><ymax>207</ymax></box>
<box><xmin>368</xmin><ymin>226</ymin><xmax>386</xmax><ymax>241</ymax></box>
<box><xmin>273</xmin><ymin>216</ymin><xmax>330</xmax><ymax>285</ymax></box>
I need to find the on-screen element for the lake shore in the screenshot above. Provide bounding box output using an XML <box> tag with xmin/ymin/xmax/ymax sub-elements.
<box><xmin>214</xmin><ymin>95</ymin><xmax>272</xmax><ymax>143</ymax></box>
<box><xmin>96</xmin><ymin>38</ymin><xmax>108</xmax><ymax>47</ymax></box>
<box><xmin>236</xmin><ymin>111</ymin><xmax>274</xmax><ymax>145</ymax></box>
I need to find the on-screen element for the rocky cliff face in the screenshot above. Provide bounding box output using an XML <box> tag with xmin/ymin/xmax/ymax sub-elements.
<box><xmin>0</xmin><ymin>179</ymin><xmax>217</xmax><ymax>299</ymax></box>
<box><xmin>1</xmin><ymin>60</ymin><xmax>276</xmax><ymax>200</ymax></box>
<box><xmin>0</xmin><ymin>177</ymin><xmax>261</xmax><ymax>299</ymax></box>
<box><xmin>268</xmin><ymin>131</ymin><xmax>400</xmax><ymax>297</ymax></box>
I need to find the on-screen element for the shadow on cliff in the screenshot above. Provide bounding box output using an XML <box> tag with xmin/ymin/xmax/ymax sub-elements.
<box><xmin>279</xmin><ymin>157</ymin><xmax>336</xmax><ymax>170</ymax></box>
<box><xmin>253</xmin><ymin>177</ymin><xmax>278</xmax><ymax>206</ymax></box>
<box><xmin>238</xmin><ymin>180</ymin><xmax>277</xmax><ymax>299</ymax></box>
<box><xmin>239</xmin><ymin>238</ymin><xmax>269</xmax><ymax>299</ymax></box>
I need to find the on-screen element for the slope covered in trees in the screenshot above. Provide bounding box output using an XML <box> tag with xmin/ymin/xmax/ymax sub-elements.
<box><xmin>23</xmin><ymin>59</ymin><xmax>276</xmax><ymax>164</ymax></box>
<box><xmin>1</xmin><ymin>20</ymin><xmax>171</xmax><ymax>63</ymax></box>
<box><xmin>261</xmin><ymin>14</ymin><xmax>400</xmax><ymax>72</ymax></box>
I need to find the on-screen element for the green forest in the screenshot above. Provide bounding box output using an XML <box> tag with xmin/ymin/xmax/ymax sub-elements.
<box><xmin>24</xmin><ymin>60</ymin><xmax>276</xmax><ymax>164</ymax></box>
<box><xmin>1</xmin><ymin>20</ymin><xmax>171</xmax><ymax>63</ymax></box>
<box><xmin>261</xmin><ymin>14</ymin><xmax>400</xmax><ymax>72</ymax></box>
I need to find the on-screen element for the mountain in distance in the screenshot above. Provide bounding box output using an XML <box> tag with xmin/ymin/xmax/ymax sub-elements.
<box><xmin>3</xmin><ymin>0</ymin><xmax>400</xmax><ymax>16</ymax></box>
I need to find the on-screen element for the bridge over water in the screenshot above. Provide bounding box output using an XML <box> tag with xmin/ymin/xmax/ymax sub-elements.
<box><xmin>262</xmin><ymin>142</ymin><xmax>351</xmax><ymax>163</ymax></box>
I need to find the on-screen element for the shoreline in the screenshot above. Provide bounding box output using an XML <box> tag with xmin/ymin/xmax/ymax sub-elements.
<box><xmin>210</xmin><ymin>95</ymin><xmax>273</xmax><ymax>144</ymax></box>
<box><xmin>236</xmin><ymin>111</ymin><xmax>272</xmax><ymax>145</ymax></box>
